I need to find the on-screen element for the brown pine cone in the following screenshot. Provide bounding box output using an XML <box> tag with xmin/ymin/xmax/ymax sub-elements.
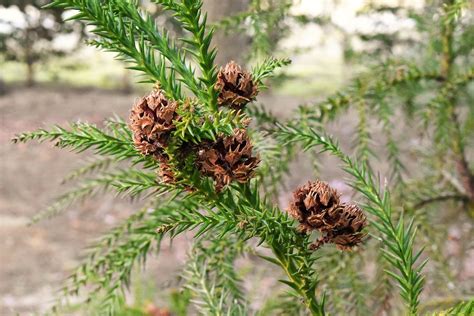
<box><xmin>145</xmin><ymin>303</ymin><xmax>171</xmax><ymax>316</ymax></box>
<box><xmin>157</xmin><ymin>154</ymin><xmax>176</xmax><ymax>184</ymax></box>
<box><xmin>129</xmin><ymin>90</ymin><xmax>179</xmax><ymax>156</ymax></box>
<box><xmin>288</xmin><ymin>180</ymin><xmax>367</xmax><ymax>251</ymax></box>
<box><xmin>310</xmin><ymin>204</ymin><xmax>367</xmax><ymax>251</ymax></box>
<box><xmin>216</xmin><ymin>61</ymin><xmax>258</xmax><ymax>110</ymax></box>
<box><xmin>287</xmin><ymin>180</ymin><xmax>341</xmax><ymax>233</ymax></box>
<box><xmin>330</xmin><ymin>204</ymin><xmax>367</xmax><ymax>250</ymax></box>
<box><xmin>196</xmin><ymin>129</ymin><xmax>260</xmax><ymax>191</ymax></box>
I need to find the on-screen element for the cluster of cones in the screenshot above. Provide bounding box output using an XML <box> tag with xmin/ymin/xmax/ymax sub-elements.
<box><xmin>129</xmin><ymin>61</ymin><xmax>259</xmax><ymax>191</ymax></box>
<box><xmin>288</xmin><ymin>180</ymin><xmax>367</xmax><ymax>251</ymax></box>
<box><xmin>129</xmin><ymin>61</ymin><xmax>367</xmax><ymax>250</ymax></box>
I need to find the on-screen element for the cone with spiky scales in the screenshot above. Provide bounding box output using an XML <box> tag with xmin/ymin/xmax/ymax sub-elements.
<box><xmin>196</xmin><ymin>129</ymin><xmax>260</xmax><ymax>191</ymax></box>
<box><xmin>310</xmin><ymin>204</ymin><xmax>367</xmax><ymax>251</ymax></box>
<box><xmin>157</xmin><ymin>154</ymin><xmax>176</xmax><ymax>185</ymax></box>
<box><xmin>288</xmin><ymin>180</ymin><xmax>341</xmax><ymax>233</ymax></box>
<box><xmin>216</xmin><ymin>61</ymin><xmax>258</xmax><ymax>110</ymax></box>
<box><xmin>288</xmin><ymin>181</ymin><xmax>367</xmax><ymax>251</ymax></box>
<box><xmin>129</xmin><ymin>90</ymin><xmax>180</xmax><ymax>156</ymax></box>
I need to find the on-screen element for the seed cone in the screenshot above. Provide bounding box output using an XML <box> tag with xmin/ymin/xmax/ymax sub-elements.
<box><xmin>288</xmin><ymin>180</ymin><xmax>367</xmax><ymax>251</ymax></box>
<box><xmin>129</xmin><ymin>90</ymin><xmax>179</xmax><ymax>156</ymax></box>
<box><xmin>216</xmin><ymin>61</ymin><xmax>258</xmax><ymax>110</ymax></box>
<box><xmin>311</xmin><ymin>204</ymin><xmax>367</xmax><ymax>251</ymax></box>
<box><xmin>287</xmin><ymin>180</ymin><xmax>340</xmax><ymax>233</ymax></box>
<box><xmin>196</xmin><ymin>129</ymin><xmax>260</xmax><ymax>191</ymax></box>
<box><xmin>157</xmin><ymin>154</ymin><xmax>176</xmax><ymax>184</ymax></box>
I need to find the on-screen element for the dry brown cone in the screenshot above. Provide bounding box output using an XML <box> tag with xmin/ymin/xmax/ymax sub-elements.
<box><xmin>129</xmin><ymin>90</ymin><xmax>180</xmax><ymax>156</ymax></box>
<box><xmin>310</xmin><ymin>204</ymin><xmax>367</xmax><ymax>251</ymax></box>
<box><xmin>216</xmin><ymin>61</ymin><xmax>258</xmax><ymax>110</ymax></box>
<box><xmin>288</xmin><ymin>180</ymin><xmax>367</xmax><ymax>251</ymax></box>
<box><xmin>196</xmin><ymin>129</ymin><xmax>260</xmax><ymax>191</ymax></box>
<box><xmin>287</xmin><ymin>180</ymin><xmax>341</xmax><ymax>233</ymax></box>
<box><xmin>157</xmin><ymin>154</ymin><xmax>176</xmax><ymax>184</ymax></box>
<box><xmin>145</xmin><ymin>303</ymin><xmax>171</xmax><ymax>316</ymax></box>
<box><xmin>156</xmin><ymin>143</ymin><xmax>197</xmax><ymax>188</ymax></box>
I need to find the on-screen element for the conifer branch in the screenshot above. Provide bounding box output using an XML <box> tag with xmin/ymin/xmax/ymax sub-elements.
<box><xmin>274</xmin><ymin>124</ymin><xmax>426</xmax><ymax>315</ymax></box>
<box><xmin>156</xmin><ymin>0</ymin><xmax>218</xmax><ymax>111</ymax></box>
<box><xmin>182</xmin><ymin>238</ymin><xmax>248</xmax><ymax>315</ymax></box>
<box><xmin>293</xmin><ymin>61</ymin><xmax>447</xmax><ymax>127</ymax></box>
<box><xmin>54</xmin><ymin>198</ymin><xmax>198</xmax><ymax>315</ymax></box>
<box><xmin>111</xmin><ymin>0</ymin><xmax>203</xmax><ymax>97</ymax></box>
<box><xmin>155</xmin><ymin>175</ymin><xmax>326</xmax><ymax>315</ymax></box>
<box><xmin>251</xmin><ymin>57</ymin><xmax>291</xmax><ymax>86</ymax></box>
<box><xmin>62</xmin><ymin>157</ymin><xmax>114</xmax><ymax>184</ymax></box>
<box><xmin>30</xmin><ymin>169</ymin><xmax>167</xmax><ymax>224</ymax></box>
<box><xmin>354</xmin><ymin>96</ymin><xmax>375</xmax><ymax>167</ymax></box>
<box><xmin>437</xmin><ymin>0</ymin><xmax>474</xmax><ymax>202</ymax></box>
<box><xmin>373</xmin><ymin>90</ymin><xmax>405</xmax><ymax>182</ymax></box>
<box><xmin>12</xmin><ymin>122</ymin><xmax>158</xmax><ymax>167</ymax></box>
<box><xmin>443</xmin><ymin>299</ymin><xmax>473</xmax><ymax>315</ymax></box>
<box><xmin>47</xmin><ymin>0</ymin><xmax>187</xmax><ymax>98</ymax></box>
<box><xmin>194</xmin><ymin>183</ymin><xmax>326</xmax><ymax>315</ymax></box>
<box><xmin>15</xmin><ymin>1</ymin><xmax>471</xmax><ymax>314</ymax></box>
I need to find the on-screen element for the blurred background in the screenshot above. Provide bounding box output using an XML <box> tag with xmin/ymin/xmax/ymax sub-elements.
<box><xmin>1</xmin><ymin>0</ymin><xmax>472</xmax><ymax>315</ymax></box>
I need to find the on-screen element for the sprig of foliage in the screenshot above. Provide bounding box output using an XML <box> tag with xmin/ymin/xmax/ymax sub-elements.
<box><xmin>62</xmin><ymin>157</ymin><xmax>114</xmax><ymax>184</ymax></box>
<box><xmin>251</xmin><ymin>57</ymin><xmax>291</xmax><ymax>86</ymax></box>
<box><xmin>31</xmin><ymin>168</ymin><xmax>167</xmax><ymax>223</ymax></box>
<box><xmin>54</xmin><ymin>198</ymin><xmax>198</xmax><ymax>315</ymax></box>
<box><xmin>12</xmin><ymin>121</ymin><xmax>157</xmax><ymax>167</ymax></box>
<box><xmin>443</xmin><ymin>299</ymin><xmax>473</xmax><ymax>315</ymax></box>
<box><xmin>354</xmin><ymin>96</ymin><xmax>375</xmax><ymax>168</ymax></box>
<box><xmin>156</xmin><ymin>0</ymin><xmax>218</xmax><ymax>111</ymax></box>
<box><xmin>293</xmin><ymin>61</ymin><xmax>442</xmax><ymax>127</ymax></box>
<box><xmin>213</xmin><ymin>0</ymin><xmax>293</xmax><ymax>59</ymax></box>
<box><xmin>52</xmin><ymin>0</ymin><xmax>181</xmax><ymax>98</ymax></box>
<box><xmin>275</xmin><ymin>124</ymin><xmax>426</xmax><ymax>315</ymax></box>
<box><xmin>182</xmin><ymin>238</ymin><xmax>248</xmax><ymax>315</ymax></box>
<box><xmin>47</xmin><ymin>0</ymin><xmax>210</xmax><ymax>99</ymax></box>
<box><xmin>155</xmin><ymin>177</ymin><xmax>326</xmax><ymax>315</ymax></box>
<box><xmin>195</xmin><ymin>183</ymin><xmax>326</xmax><ymax>315</ymax></box>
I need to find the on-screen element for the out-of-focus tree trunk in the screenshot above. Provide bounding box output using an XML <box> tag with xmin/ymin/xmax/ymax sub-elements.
<box><xmin>121</xmin><ymin>68</ymin><xmax>133</xmax><ymax>94</ymax></box>
<box><xmin>26</xmin><ymin>60</ymin><xmax>35</xmax><ymax>87</ymax></box>
<box><xmin>202</xmin><ymin>0</ymin><xmax>250</xmax><ymax>65</ymax></box>
<box><xmin>25</xmin><ymin>28</ymin><xmax>35</xmax><ymax>87</ymax></box>
<box><xmin>0</xmin><ymin>78</ymin><xmax>6</xmax><ymax>96</ymax></box>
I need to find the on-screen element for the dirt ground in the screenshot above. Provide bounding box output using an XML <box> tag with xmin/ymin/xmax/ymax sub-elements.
<box><xmin>1</xmin><ymin>86</ymin><xmax>318</xmax><ymax>315</ymax></box>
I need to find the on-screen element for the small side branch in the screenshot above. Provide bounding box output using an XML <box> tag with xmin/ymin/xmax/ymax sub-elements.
<box><xmin>413</xmin><ymin>194</ymin><xmax>469</xmax><ymax>210</ymax></box>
